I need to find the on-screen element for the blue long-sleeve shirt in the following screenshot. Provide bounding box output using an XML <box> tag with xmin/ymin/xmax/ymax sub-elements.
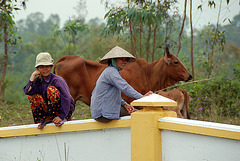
<box><xmin>90</xmin><ymin>66</ymin><xmax>143</xmax><ymax>120</ymax></box>
<box><xmin>23</xmin><ymin>73</ymin><xmax>75</xmax><ymax>120</ymax></box>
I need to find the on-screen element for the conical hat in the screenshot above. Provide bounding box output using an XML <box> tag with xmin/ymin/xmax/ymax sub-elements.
<box><xmin>99</xmin><ymin>46</ymin><xmax>136</xmax><ymax>64</ymax></box>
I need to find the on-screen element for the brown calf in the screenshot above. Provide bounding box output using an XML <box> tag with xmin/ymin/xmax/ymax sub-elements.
<box><xmin>157</xmin><ymin>88</ymin><xmax>190</xmax><ymax>119</ymax></box>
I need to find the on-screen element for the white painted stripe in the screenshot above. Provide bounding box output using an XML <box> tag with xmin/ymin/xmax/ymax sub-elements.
<box><xmin>159</xmin><ymin>117</ymin><xmax>240</xmax><ymax>132</ymax></box>
<box><xmin>0</xmin><ymin>116</ymin><xmax>131</xmax><ymax>131</ymax></box>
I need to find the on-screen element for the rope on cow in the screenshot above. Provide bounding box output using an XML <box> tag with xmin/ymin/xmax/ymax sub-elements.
<box><xmin>154</xmin><ymin>78</ymin><xmax>214</xmax><ymax>93</ymax></box>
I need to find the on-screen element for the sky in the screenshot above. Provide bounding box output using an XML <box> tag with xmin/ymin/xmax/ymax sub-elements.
<box><xmin>14</xmin><ymin>0</ymin><xmax>106</xmax><ymax>26</ymax></box>
<box><xmin>13</xmin><ymin>0</ymin><xmax>240</xmax><ymax>29</ymax></box>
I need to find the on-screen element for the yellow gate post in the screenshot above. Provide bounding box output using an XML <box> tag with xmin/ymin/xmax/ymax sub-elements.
<box><xmin>130</xmin><ymin>94</ymin><xmax>177</xmax><ymax>161</ymax></box>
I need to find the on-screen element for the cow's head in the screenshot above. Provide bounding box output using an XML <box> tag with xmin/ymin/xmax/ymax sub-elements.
<box><xmin>164</xmin><ymin>45</ymin><xmax>192</xmax><ymax>85</ymax></box>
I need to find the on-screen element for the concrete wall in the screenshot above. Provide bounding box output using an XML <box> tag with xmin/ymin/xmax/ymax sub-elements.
<box><xmin>0</xmin><ymin>117</ymin><xmax>131</xmax><ymax>161</ymax></box>
<box><xmin>1</xmin><ymin>110</ymin><xmax>240</xmax><ymax>161</ymax></box>
<box><xmin>159</xmin><ymin>117</ymin><xmax>240</xmax><ymax>161</ymax></box>
<box><xmin>161</xmin><ymin>130</ymin><xmax>240</xmax><ymax>161</ymax></box>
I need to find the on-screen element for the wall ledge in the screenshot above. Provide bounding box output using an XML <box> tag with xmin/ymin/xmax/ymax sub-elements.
<box><xmin>158</xmin><ymin>117</ymin><xmax>240</xmax><ymax>140</ymax></box>
<box><xmin>0</xmin><ymin>116</ymin><xmax>131</xmax><ymax>138</ymax></box>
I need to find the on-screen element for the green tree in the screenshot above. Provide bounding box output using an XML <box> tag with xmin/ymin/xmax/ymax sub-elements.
<box><xmin>74</xmin><ymin>0</ymin><xmax>87</xmax><ymax>23</ymax></box>
<box><xmin>224</xmin><ymin>12</ymin><xmax>240</xmax><ymax>47</ymax></box>
<box><xmin>52</xmin><ymin>18</ymin><xmax>88</xmax><ymax>55</ymax></box>
<box><xmin>25</xmin><ymin>12</ymin><xmax>44</xmax><ymax>33</ymax></box>
<box><xmin>17</xmin><ymin>12</ymin><xmax>60</xmax><ymax>42</ymax></box>
<box><xmin>176</xmin><ymin>0</ymin><xmax>187</xmax><ymax>57</ymax></box>
<box><xmin>0</xmin><ymin>0</ymin><xmax>26</xmax><ymax>101</ymax></box>
<box><xmin>101</xmin><ymin>0</ymin><xmax>178</xmax><ymax>62</ymax></box>
<box><xmin>38</xmin><ymin>14</ymin><xmax>60</xmax><ymax>36</ymax></box>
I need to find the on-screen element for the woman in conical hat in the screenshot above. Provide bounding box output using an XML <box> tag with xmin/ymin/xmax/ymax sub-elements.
<box><xmin>90</xmin><ymin>46</ymin><xmax>153</xmax><ymax>123</ymax></box>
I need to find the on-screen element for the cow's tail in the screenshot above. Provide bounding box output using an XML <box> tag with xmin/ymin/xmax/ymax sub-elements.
<box><xmin>53</xmin><ymin>55</ymin><xmax>69</xmax><ymax>75</ymax></box>
<box><xmin>179</xmin><ymin>88</ymin><xmax>190</xmax><ymax>119</ymax></box>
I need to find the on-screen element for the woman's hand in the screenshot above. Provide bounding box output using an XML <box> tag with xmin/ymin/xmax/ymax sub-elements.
<box><xmin>125</xmin><ymin>103</ymin><xmax>135</xmax><ymax>114</ymax></box>
<box><xmin>52</xmin><ymin>116</ymin><xmax>63</xmax><ymax>125</ymax></box>
<box><xmin>141</xmin><ymin>91</ymin><xmax>153</xmax><ymax>98</ymax></box>
<box><xmin>30</xmin><ymin>70</ymin><xmax>40</xmax><ymax>81</ymax></box>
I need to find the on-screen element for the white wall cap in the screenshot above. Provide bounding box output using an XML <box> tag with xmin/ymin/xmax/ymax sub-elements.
<box><xmin>0</xmin><ymin>116</ymin><xmax>131</xmax><ymax>131</ymax></box>
<box><xmin>132</xmin><ymin>93</ymin><xmax>176</xmax><ymax>103</ymax></box>
<box><xmin>159</xmin><ymin>117</ymin><xmax>240</xmax><ymax>132</ymax></box>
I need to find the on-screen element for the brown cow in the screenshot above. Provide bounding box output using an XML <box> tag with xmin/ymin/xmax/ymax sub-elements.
<box><xmin>157</xmin><ymin>88</ymin><xmax>190</xmax><ymax>119</ymax></box>
<box><xmin>54</xmin><ymin>46</ymin><xmax>192</xmax><ymax>106</ymax></box>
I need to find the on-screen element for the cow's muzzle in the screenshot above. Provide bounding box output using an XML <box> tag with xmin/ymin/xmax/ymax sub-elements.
<box><xmin>188</xmin><ymin>74</ymin><xmax>193</xmax><ymax>81</ymax></box>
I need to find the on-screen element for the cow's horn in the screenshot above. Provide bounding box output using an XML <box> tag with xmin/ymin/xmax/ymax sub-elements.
<box><xmin>165</xmin><ymin>45</ymin><xmax>171</xmax><ymax>57</ymax></box>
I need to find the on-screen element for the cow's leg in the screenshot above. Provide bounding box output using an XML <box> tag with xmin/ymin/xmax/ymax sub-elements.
<box><xmin>163</xmin><ymin>106</ymin><xmax>184</xmax><ymax>118</ymax></box>
<box><xmin>177</xmin><ymin>96</ymin><xmax>185</xmax><ymax>118</ymax></box>
<box><xmin>178</xmin><ymin>93</ymin><xmax>188</xmax><ymax>119</ymax></box>
<box><xmin>176</xmin><ymin>105</ymin><xmax>184</xmax><ymax>118</ymax></box>
<box><xmin>181</xmin><ymin>102</ymin><xmax>187</xmax><ymax>119</ymax></box>
<box><xmin>163</xmin><ymin>106</ymin><xmax>175</xmax><ymax>111</ymax></box>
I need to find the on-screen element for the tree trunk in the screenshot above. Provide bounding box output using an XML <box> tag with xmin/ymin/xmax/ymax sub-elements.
<box><xmin>133</xmin><ymin>28</ymin><xmax>137</xmax><ymax>58</ymax></box>
<box><xmin>176</xmin><ymin>0</ymin><xmax>187</xmax><ymax>57</ymax></box>
<box><xmin>0</xmin><ymin>25</ymin><xmax>8</xmax><ymax>101</ymax></box>
<box><xmin>164</xmin><ymin>22</ymin><xmax>169</xmax><ymax>52</ymax></box>
<box><xmin>208</xmin><ymin>0</ymin><xmax>222</xmax><ymax>78</ymax></box>
<box><xmin>73</xmin><ymin>34</ymin><xmax>76</xmax><ymax>55</ymax></box>
<box><xmin>152</xmin><ymin>24</ymin><xmax>158</xmax><ymax>62</ymax></box>
<box><xmin>139</xmin><ymin>24</ymin><xmax>142</xmax><ymax>58</ymax></box>
<box><xmin>146</xmin><ymin>24</ymin><xmax>152</xmax><ymax>62</ymax></box>
<box><xmin>190</xmin><ymin>0</ymin><xmax>195</xmax><ymax>81</ymax></box>
<box><xmin>129</xmin><ymin>20</ymin><xmax>136</xmax><ymax>57</ymax></box>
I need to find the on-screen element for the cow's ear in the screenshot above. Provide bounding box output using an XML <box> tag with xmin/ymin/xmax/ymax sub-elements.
<box><xmin>165</xmin><ymin>45</ymin><xmax>171</xmax><ymax>57</ymax></box>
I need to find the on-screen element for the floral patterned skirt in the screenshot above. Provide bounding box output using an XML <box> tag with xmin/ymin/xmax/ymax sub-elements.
<box><xmin>28</xmin><ymin>86</ymin><xmax>72</xmax><ymax>124</ymax></box>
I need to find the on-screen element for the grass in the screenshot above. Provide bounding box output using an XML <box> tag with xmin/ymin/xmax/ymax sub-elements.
<box><xmin>0</xmin><ymin>101</ymin><xmax>91</xmax><ymax>127</ymax></box>
<box><xmin>0</xmin><ymin>100</ymin><xmax>239</xmax><ymax>127</ymax></box>
<box><xmin>189</xmin><ymin>110</ymin><xmax>240</xmax><ymax>126</ymax></box>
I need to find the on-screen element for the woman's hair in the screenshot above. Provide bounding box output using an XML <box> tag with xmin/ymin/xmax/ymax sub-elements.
<box><xmin>108</xmin><ymin>59</ymin><xmax>112</xmax><ymax>66</ymax></box>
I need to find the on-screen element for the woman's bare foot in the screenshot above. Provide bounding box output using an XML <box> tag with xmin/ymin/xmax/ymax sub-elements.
<box><xmin>37</xmin><ymin>117</ymin><xmax>52</xmax><ymax>129</ymax></box>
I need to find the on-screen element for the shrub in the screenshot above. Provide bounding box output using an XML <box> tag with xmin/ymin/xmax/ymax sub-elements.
<box><xmin>181</xmin><ymin>77</ymin><xmax>240</xmax><ymax>125</ymax></box>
